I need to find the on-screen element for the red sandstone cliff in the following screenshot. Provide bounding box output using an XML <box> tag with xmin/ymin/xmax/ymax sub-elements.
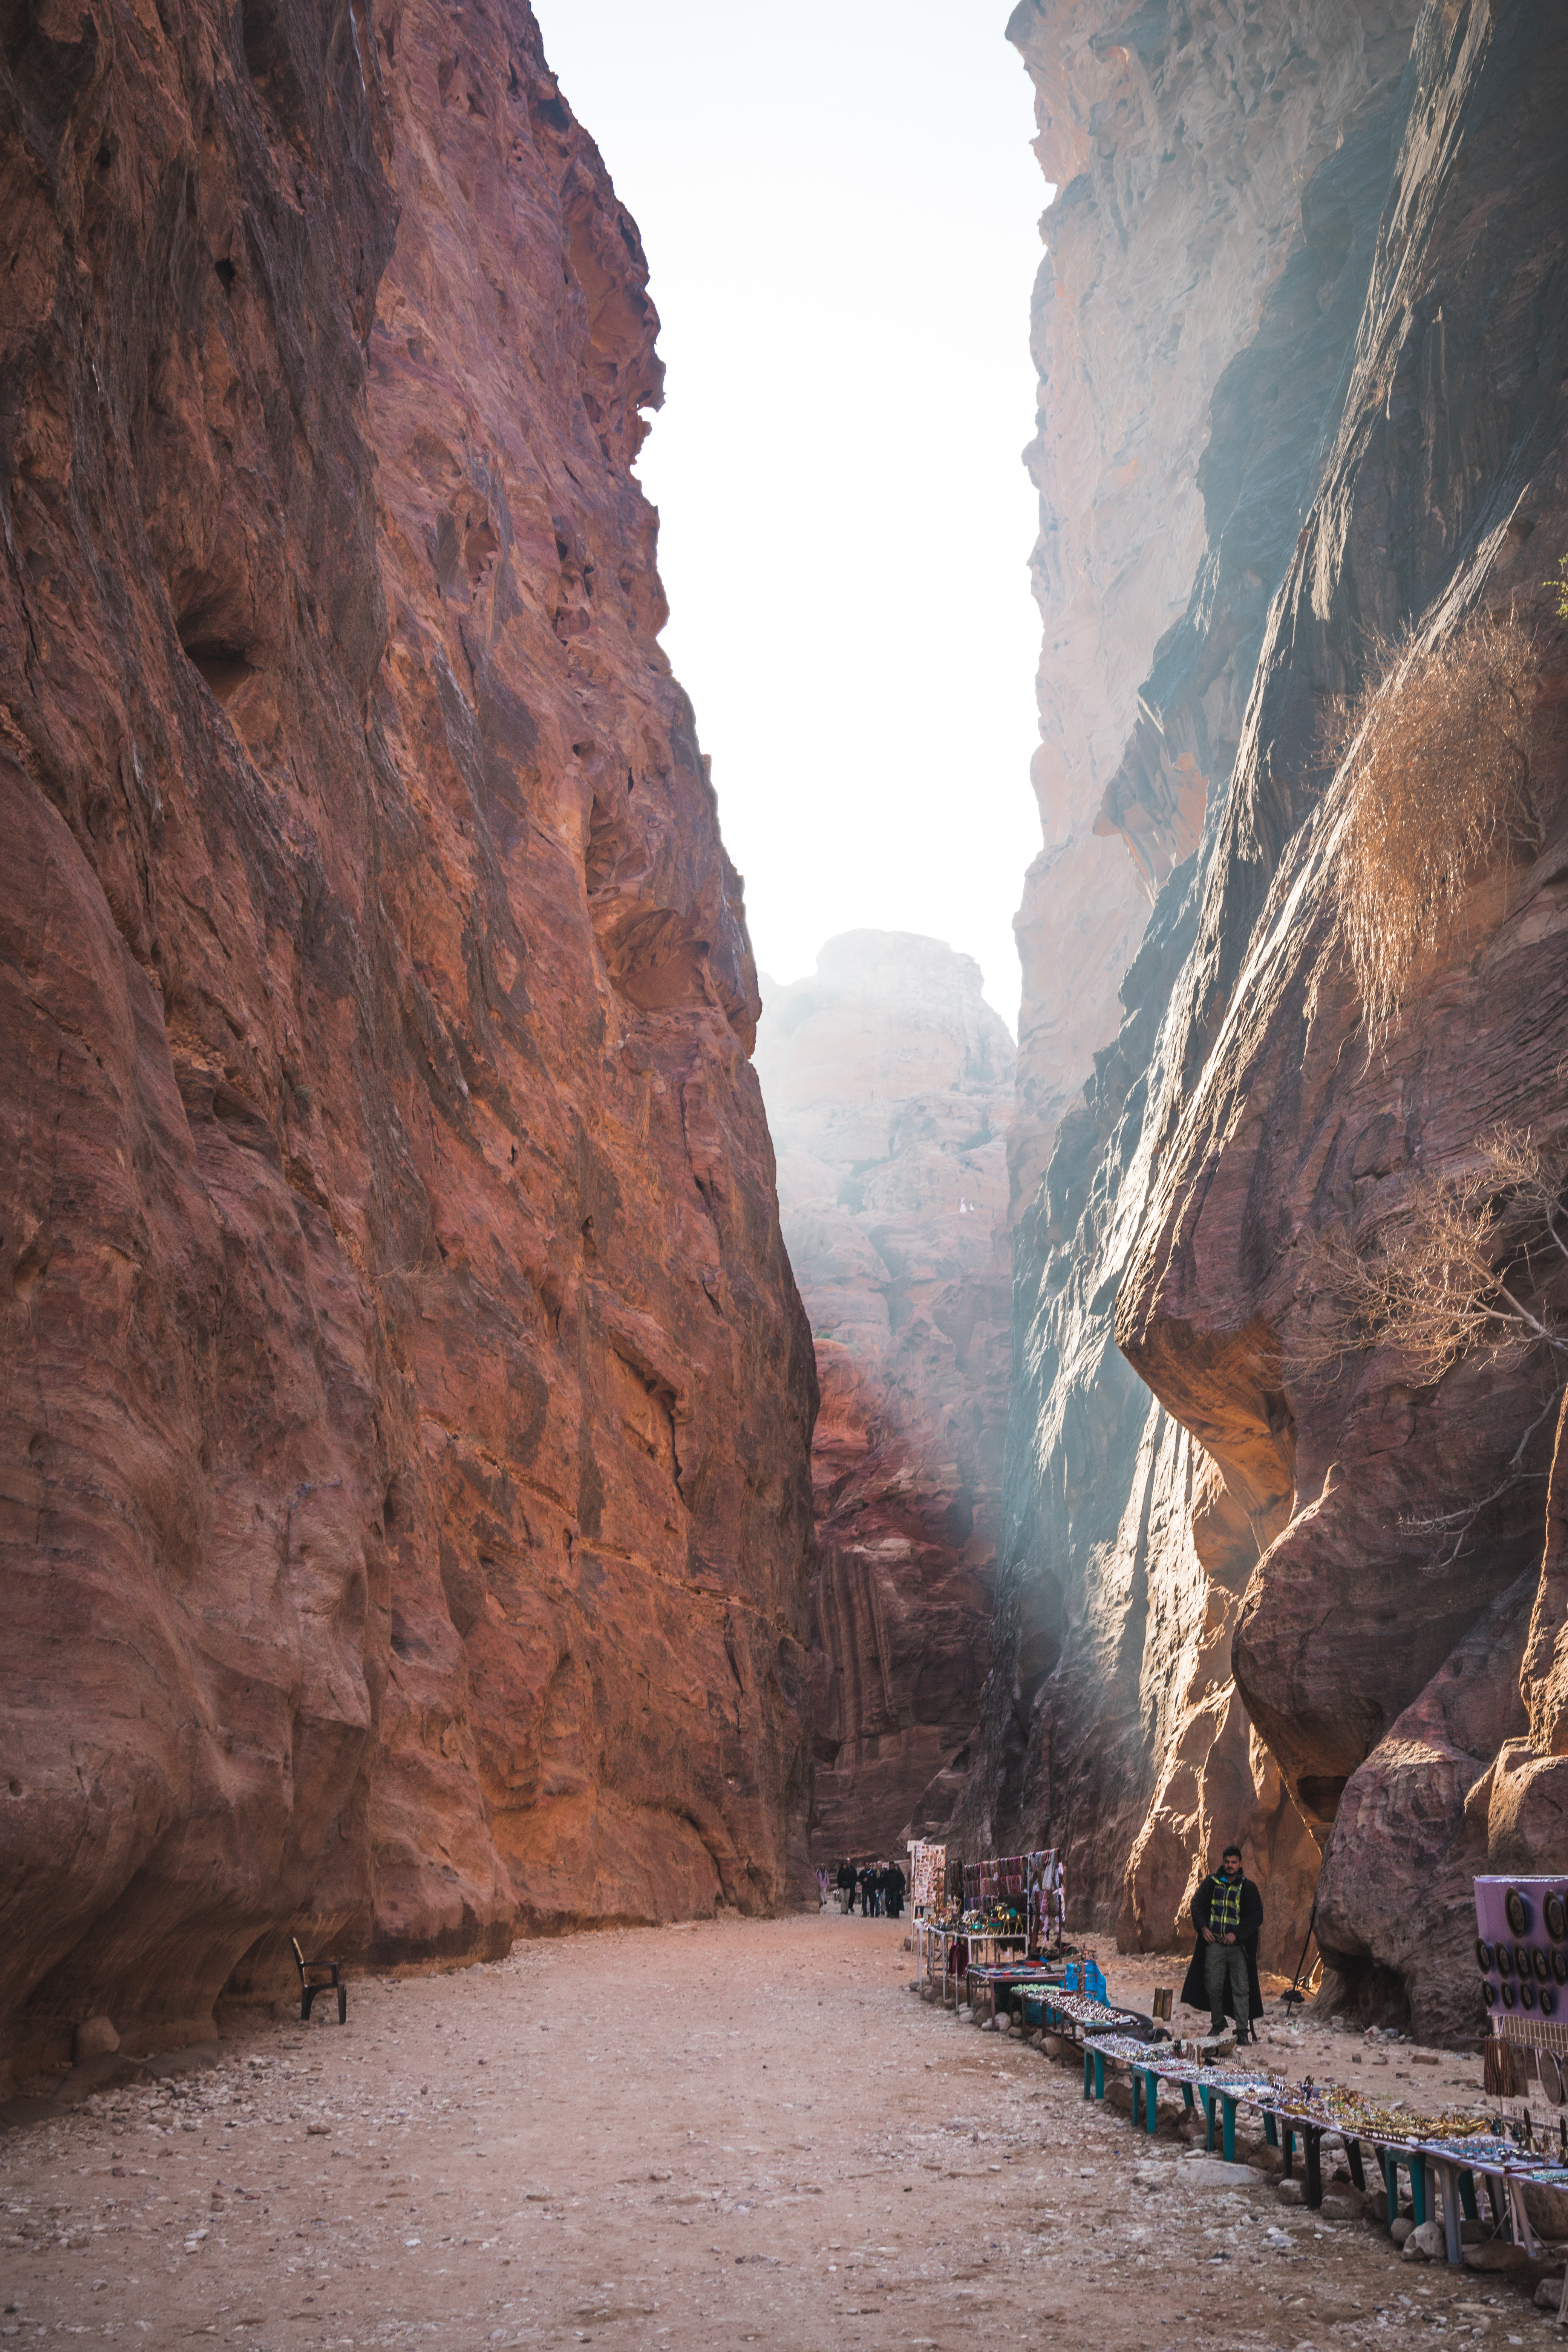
<box><xmin>978</xmin><ymin>0</ymin><xmax>1568</xmax><ymax>2036</ymax></box>
<box><xmin>1118</xmin><ymin>2</ymin><xmax>1568</xmax><ymax>2035</ymax></box>
<box><xmin>0</xmin><ymin>0</ymin><xmax>815</xmax><ymax>2087</ymax></box>
<box><xmin>755</xmin><ymin>936</ymin><xmax>1011</xmax><ymax>1861</ymax></box>
<box><xmin>956</xmin><ymin>0</ymin><xmax>1416</xmax><ymax>1966</ymax></box>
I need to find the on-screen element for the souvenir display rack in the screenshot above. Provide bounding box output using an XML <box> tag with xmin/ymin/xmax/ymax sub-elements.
<box><xmin>959</xmin><ymin>1850</ymin><xmax>1066</xmax><ymax>1952</ymax></box>
<box><xmin>908</xmin><ymin>1840</ymin><xmax>947</xmax><ymax>1916</ymax></box>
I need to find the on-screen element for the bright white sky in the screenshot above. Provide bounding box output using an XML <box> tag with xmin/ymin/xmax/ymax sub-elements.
<box><xmin>533</xmin><ymin>0</ymin><xmax>1045</xmax><ymax>1032</ymax></box>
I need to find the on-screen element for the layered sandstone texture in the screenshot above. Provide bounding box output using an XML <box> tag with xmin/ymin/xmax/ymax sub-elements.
<box><xmin>754</xmin><ymin>936</ymin><xmax>1012</xmax><ymax>1861</ymax></box>
<box><xmin>1004</xmin><ymin>0</ymin><xmax>1418</xmax><ymax>1212</ymax></box>
<box><xmin>959</xmin><ymin>0</ymin><xmax>1423</xmax><ymax>1969</ymax></box>
<box><xmin>0</xmin><ymin>0</ymin><xmax>816</xmax><ymax>2089</ymax></box>
<box><xmin>1119</xmin><ymin>3</ymin><xmax>1568</xmax><ymax>2038</ymax></box>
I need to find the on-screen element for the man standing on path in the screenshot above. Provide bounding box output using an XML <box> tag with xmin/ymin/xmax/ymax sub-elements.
<box><xmin>1181</xmin><ymin>1844</ymin><xmax>1263</xmax><ymax>2042</ymax></box>
<box><xmin>836</xmin><ymin>1859</ymin><xmax>856</xmax><ymax>1914</ymax></box>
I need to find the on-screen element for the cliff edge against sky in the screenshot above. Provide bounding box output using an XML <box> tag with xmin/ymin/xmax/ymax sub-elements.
<box><xmin>0</xmin><ymin>0</ymin><xmax>815</xmax><ymax>2086</ymax></box>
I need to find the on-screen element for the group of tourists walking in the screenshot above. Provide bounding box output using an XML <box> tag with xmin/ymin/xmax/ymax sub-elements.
<box><xmin>818</xmin><ymin>1858</ymin><xmax>905</xmax><ymax>1917</ymax></box>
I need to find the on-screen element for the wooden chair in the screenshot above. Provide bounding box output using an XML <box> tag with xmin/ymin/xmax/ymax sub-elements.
<box><xmin>291</xmin><ymin>1936</ymin><xmax>347</xmax><ymax>2024</ymax></box>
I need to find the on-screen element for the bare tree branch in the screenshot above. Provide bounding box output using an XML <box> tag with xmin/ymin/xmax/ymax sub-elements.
<box><xmin>1330</xmin><ymin>612</ymin><xmax>1537</xmax><ymax>1058</ymax></box>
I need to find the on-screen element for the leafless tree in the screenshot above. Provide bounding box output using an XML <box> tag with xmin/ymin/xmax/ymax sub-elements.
<box><xmin>1288</xmin><ymin>1130</ymin><xmax>1568</xmax><ymax>1565</ymax></box>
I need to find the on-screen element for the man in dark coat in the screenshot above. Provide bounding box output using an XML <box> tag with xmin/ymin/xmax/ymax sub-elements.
<box><xmin>885</xmin><ymin>1861</ymin><xmax>905</xmax><ymax>1920</ymax></box>
<box><xmin>836</xmin><ymin>1860</ymin><xmax>856</xmax><ymax>1914</ymax></box>
<box><xmin>1180</xmin><ymin>1844</ymin><xmax>1263</xmax><ymax>2042</ymax></box>
<box><xmin>859</xmin><ymin>1864</ymin><xmax>878</xmax><ymax>1917</ymax></box>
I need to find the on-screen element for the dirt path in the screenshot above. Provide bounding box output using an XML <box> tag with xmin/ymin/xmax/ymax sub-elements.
<box><xmin>1</xmin><ymin>1915</ymin><xmax>1558</xmax><ymax>2349</ymax></box>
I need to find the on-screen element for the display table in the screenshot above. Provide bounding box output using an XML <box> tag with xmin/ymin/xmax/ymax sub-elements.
<box><xmin>1056</xmin><ymin>2019</ymin><xmax>1558</xmax><ymax>2268</ymax></box>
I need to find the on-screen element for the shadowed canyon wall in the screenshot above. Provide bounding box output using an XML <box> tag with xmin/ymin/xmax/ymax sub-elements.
<box><xmin>755</xmin><ymin>936</ymin><xmax>1012</xmax><ymax>1862</ymax></box>
<box><xmin>0</xmin><ymin>0</ymin><xmax>815</xmax><ymax>2087</ymax></box>
<box><xmin>962</xmin><ymin>0</ymin><xmax>1424</xmax><ymax>1970</ymax></box>
<box><xmin>974</xmin><ymin>0</ymin><xmax>1568</xmax><ymax>2030</ymax></box>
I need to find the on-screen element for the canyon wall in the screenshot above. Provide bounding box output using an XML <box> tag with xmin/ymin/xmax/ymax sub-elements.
<box><xmin>978</xmin><ymin>0</ymin><xmax>1568</xmax><ymax>2032</ymax></box>
<box><xmin>755</xmin><ymin>935</ymin><xmax>1011</xmax><ymax>1861</ymax></box>
<box><xmin>965</xmin><ymin>0</ymin><xmax>1422</xmax><ymax>1965</ymax></box>
<box><xmin>0</xmin><ymin>0</ymin><xmax>816</xmax><ymax>2088</ymax></box>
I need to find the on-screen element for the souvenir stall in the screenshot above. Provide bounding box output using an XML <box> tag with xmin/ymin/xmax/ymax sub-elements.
<box><xmin>956</xmin><ymin>1848</ymin><xmax>1070</xmax><ymax>2017</ymax></box>
<box><xmin>1051</xmin><ymin>1872</ymin><xmax>1568</xmax><ymax>2289</ymax></box>
<box><xmin>959</xmin><ymin>1850</ymin><xmax>1066</xmax><ymax>1957</ymax></box>
<box><xmin>908</xmin><ymin>1840</ymin><xmax>946</xmax><ymax>1919</ymax></box>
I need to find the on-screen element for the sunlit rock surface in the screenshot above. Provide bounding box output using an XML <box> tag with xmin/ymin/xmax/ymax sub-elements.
<box><xmin>982</xmin><ymin>0</ymin><xmax>1568</xmax><ymax>2030</ymax></box>
<box><xmin>963</xmin><ymin>0</ymin><xmax>1420</xmax><ymax>1967</ymax></box>
<box><xmin>1005</xmin><ymin>0</ymin><xmax>1418</xmax><ymax>1216</ymax></box>
<box><xmin>0</xmin><ymin>0</ymin><xmax>815</xmax><ymax>2086</ymax></box>
<box><xmin>1119</xmin><ymin>1</ymin><xmax>1568</xmax><ymax>2036</ymax></box>
<box><xmin>756</xmin><ymin>936</ymin><xmax>1012</xmax><ymax>1861</ymax></box>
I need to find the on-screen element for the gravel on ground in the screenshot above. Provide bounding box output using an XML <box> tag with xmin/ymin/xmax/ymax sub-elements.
<box><xmin>1</xmin><ymin>1914</ymin><xmax>1561</xmax><ymax>2349</ymax></box>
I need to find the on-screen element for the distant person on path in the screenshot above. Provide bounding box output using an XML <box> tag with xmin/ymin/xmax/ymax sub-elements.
<box><xmin>836</xmin><ymin>1859</ymin><xmax>856</xmax><ymax>1914</ymax></box>
<box><xmin>885</xmin><ymin>1860</ymin><xmax>905</xmax><ymax>1919</ymax></box>
<box><xmin>859</xmin><ymin>1864</ymin><xmax>877</xmax><ymax>1917</ymax></box>
<box><xmin>1181</xmin><ymin>1843</ymin><xmax>1263</xmax><ymax>2043</ymax></box>
<box><xmin>816</xmin><ymin>1865</ymin><xmax>829</xmax><ymax>1908</ymax></box>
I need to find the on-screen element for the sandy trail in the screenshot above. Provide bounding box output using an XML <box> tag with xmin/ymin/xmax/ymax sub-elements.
<box><xmin>1</xmin><ymin>1914</ymin><xmax>1557</xmax><ymax>2349</ymax></box>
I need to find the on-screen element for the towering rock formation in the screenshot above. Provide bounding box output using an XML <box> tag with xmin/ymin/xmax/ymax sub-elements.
<box><xmin>1117</xmin><ymin>9</ymin><xmax>1568</xmax><ymax>2038</ymax></box>
<box><xmin>971</xmin><ymin>0</ymin><xmax>1568</xmax><ymax>2031</ymax></box>
<box><xmin>969</xmin><ymin>0</ymin><xmax>1422</xmax><ymax>1964</ymax></box>
<box><xmin>755</xmin><ymin>936</ymin><xmax>1012</xmax><ymax>1860</ymax></box>
<box><xmin>0</xmin><ymin>0</ymin><xmax>815</xmax><ymax>2086</ymax></box>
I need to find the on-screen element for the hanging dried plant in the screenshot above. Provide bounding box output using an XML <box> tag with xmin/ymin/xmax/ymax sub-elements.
<box><xmin>1331</xmin><ymin>612</ymin><xmax>1537</xmax><ymax>1056</ymax></box>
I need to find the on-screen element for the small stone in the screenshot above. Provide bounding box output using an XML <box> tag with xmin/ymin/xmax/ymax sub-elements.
<box><xmin>1390</xmin><ymin>2216</ymin><xmax>1415</xmax><ymax>2245</ymax></box>
<box><xmin>1181</xmin><ymin>2159</ymin><xmax>1272</xmax><ymax>2191</ymax></box>
<box><xmin>1534</xmin><ymin>2276</ymin><xmax>1566</xmax><ymax>2312</ymax></box>
<box><xmin>1276</xmin><ymin>2177</ymin><xmax>1306</xmax><ymax>2206</ymax></box>
<box><xmin>1404</xmin><ymin>2220</ymin><xmax>1447</xmax><ymax>2260</ymax></box>
<box><xmin>1319</xmin><ymin>2189</ymin><xmax>1366</xmax><ymax>2221</ymax></box>
<box><xmin>1459</xmin><ymin>2217</ymin><xmax>1488</xmax><ymax>2244</ymax></box>
<box><xmin>1463</xmin><ymin>2239</ymin><xmax>1530</xmax><ymax>2272</ymax></box>
<box><xmin>306</xmin><ymin>2123</ymin><xmax>330</xmax><ymax>2136</ymax></box>
<box><xmin>1041</xmin><ymin>2034</ymin><xmax>1064</xmax><ymax>2057</ymax></box>
<box><xmin>72</xmin><ymin>2017</ymin><xmax>119</xmax><ymax>2063</ymax></box>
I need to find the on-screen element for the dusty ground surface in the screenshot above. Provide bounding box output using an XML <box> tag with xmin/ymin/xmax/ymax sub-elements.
<box><xmin>2</xmin><ymin>1916</ymin><xmax>1562</xmax><ymax>2350</ymax></box>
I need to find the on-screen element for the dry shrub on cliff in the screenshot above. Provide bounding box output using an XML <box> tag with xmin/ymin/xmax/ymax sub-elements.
<box><xmin>1332</xmin><ymin>612</ymin><xmax>1537</xmax><ymax>1054</ymax></box>
<box><xmin>1290</xmin><ymin>1128</ymin><xmax>1568</xmax><ymax>1386</ymax></box>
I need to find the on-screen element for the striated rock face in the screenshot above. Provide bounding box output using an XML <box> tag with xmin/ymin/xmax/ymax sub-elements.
<box><xmin>1003</xmin><ymin>0</ymin><xmax>1417</xmax><ymax>1216</ymax></box>
<box><xmin>962</xmin><ymin>0</ymin><xmax>1418</xmax><ymax>1967</ymax></box>
<box><xmin>755</xmin><ymin>936</ymin><xmax>1012</xmax><ymax>1860</ymax></box>
<box><xmin>979</xmin><ymin>0</ymin><xmax>1568</xmax><ymax>2033</ymax></box>
<box><xmin>1119</xmin><ymin>0</ymin><xmax>1568</xmax><ymax>2038</ymax></box>
<box><xmin>0</xmin><ymin>0</ymin><xmax>815</xmax><ymax>2085</ymax></box>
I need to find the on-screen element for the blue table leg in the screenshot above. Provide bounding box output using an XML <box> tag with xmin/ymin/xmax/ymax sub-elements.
<box><xmin>1378</xmin><ymin>2151</ymin><xmax>1397</xmax><ymax>2229</ymax></box>
<box><xmin>1435</xmin><ymin>2163</ymin><xmax>1462</xmax><ymax>2266</ymax></box>
<box><xmin>1146</xmin><ymin>2073</ymin><xmax>1159</xmax><ymax>2136</ymax></box>
<box><xmin>1222</xmin><ymin>2095</ymin><xmax>1237</xmax><ymax>2163</ymax></box>
<box><xmin>1263</xmin><ymin>2113</ymin><xmax>1278</xmax><ymax>2148</ymax></box>
<box><xmin>1182</xmin><ymin>2083</ymin><xmax>1195</xmax><ymax>2112</ymax></box>
<box><xmin>1093</xmin><ymin>2050</ymin><xmax>1105</xmax><ymax>2101</ymax></box>
<box><xmin>1409</xmin><ymin>2154</ymin><xmax>1428</xmax><ymax>2228</ymax></box>
<box><xmin>1199</xmin><ymin>2086</ymin><xmax>1216</xmax><ymax>2152</ymax></box>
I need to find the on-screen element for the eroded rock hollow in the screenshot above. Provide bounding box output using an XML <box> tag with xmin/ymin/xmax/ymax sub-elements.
<box><xmin>0</xmin><ymin>0</ymin><xmax>816</xmax><ymax>2085</ymax></box>
<box><xmin>968</xmin><ymin>0</ymin><xmax>1568</xmax><ymax>2029</ymax></box>
<box><xmin>756</xmin><ymin>935</ymin><xmax>1012</xmax><ymax>1863</ymax></box>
